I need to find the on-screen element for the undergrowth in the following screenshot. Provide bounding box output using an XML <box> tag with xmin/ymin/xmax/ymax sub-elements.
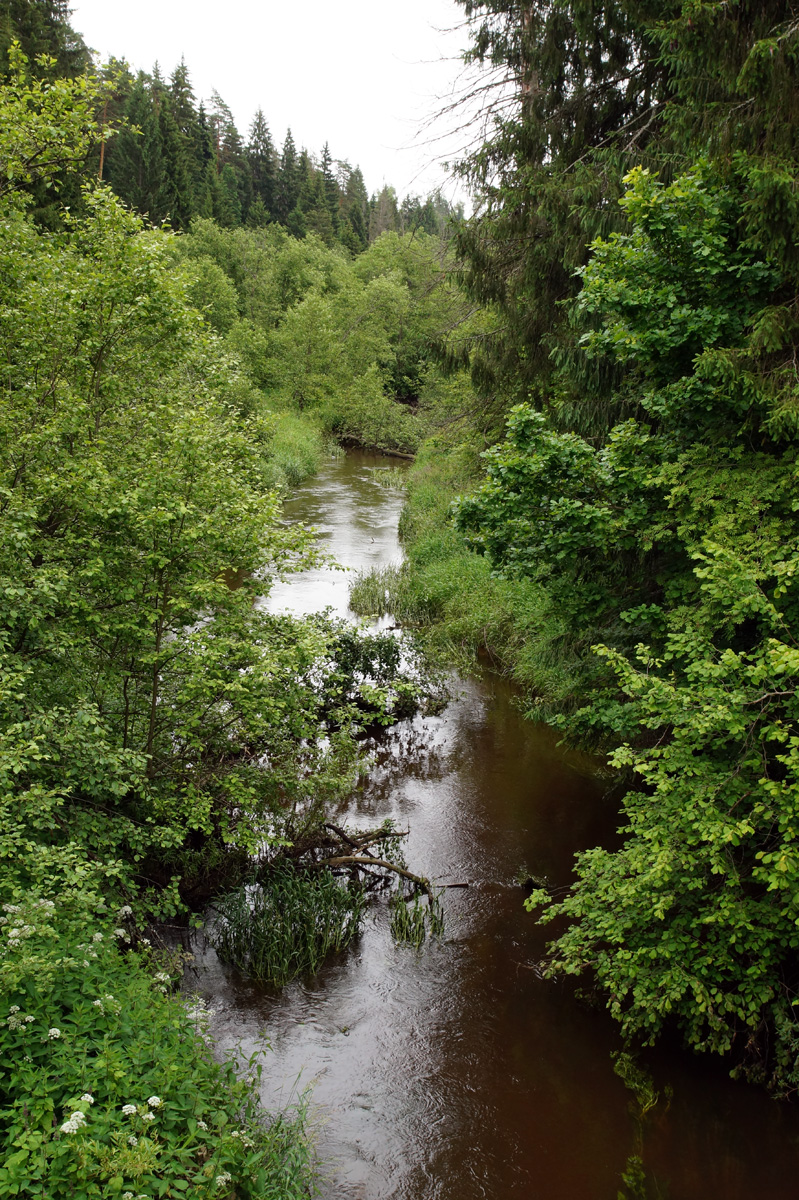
<box><xmin>0</xmin><ymin>893</ymin><xmax>316</xmax><ymax>1200</ymax></box>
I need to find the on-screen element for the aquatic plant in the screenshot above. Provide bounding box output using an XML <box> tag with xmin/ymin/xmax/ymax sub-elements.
<box><xmin>367</xmin><ymin>465</ymin><xmax>408</xmax><ymax>491</ymax></box>
<box><xmin>210</xmin><ymin>866</ymin><xmax>366</xmax><ymax>986</ymax></box>
<box><xmin>389</xmin><ymin>888</ymin><xmax>445</xmax><ymax>947</ymax></box>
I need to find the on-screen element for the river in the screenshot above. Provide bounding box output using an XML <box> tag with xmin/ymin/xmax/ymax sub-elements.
<box><xmin>188</xmin><ymin>449</ymin><xmax>799</xmax><ymax>1199</ymax></box>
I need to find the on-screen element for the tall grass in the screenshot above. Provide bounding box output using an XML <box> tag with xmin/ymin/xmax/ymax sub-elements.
<box><xmin>210</xmin><ymin>866</ymin><xmax>365</xmax><ymax>986</ymax></box>
<box><xmin>367</xmin><ymin>464</ymin><xmax>408</xmax><ymax>490</ymax></box>
<box><xmin>262</xmin><ymin>411</ymin><xmax>326</xmax><ymax>491</ymax></box>
<box><xmin>349</xmin><ymin>440</ymin><xmax>586</xmax><ymax>716</ymax></box>
<box><xmin>389</xmin><ymin>889</ymin><xmax>445</xmax><ymax>947</ymax></box>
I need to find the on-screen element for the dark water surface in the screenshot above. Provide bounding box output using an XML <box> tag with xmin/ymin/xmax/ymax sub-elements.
<box><xmin>190</xmin><ymin>450</ymin><xmax>799</xmax><ymax>1199</ymax></box>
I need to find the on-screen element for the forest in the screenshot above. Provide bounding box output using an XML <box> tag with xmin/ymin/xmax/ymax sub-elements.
<box><xmin>3</xmin><ymin>0</ymin><xmax>799</xmax><ymax>1196</ymax></box>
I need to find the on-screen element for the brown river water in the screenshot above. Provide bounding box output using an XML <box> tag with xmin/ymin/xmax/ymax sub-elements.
<box><xmin>187</xmin><ymin>450</ymin><xmax>799</xmax><ymax>1199</ymax></box>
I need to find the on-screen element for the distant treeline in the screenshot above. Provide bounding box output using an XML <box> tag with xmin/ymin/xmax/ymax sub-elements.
<box><xmin>1</xmin><ymin>0</ymin><xmax>461</xmax><ymax>247</ymax></box>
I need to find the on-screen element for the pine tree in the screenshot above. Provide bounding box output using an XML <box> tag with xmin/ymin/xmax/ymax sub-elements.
<box><xmin>108</xmin><ymin>74</ymin><xmax>165</xmax><ymax>221</ymax></box>
<box><xmin>0</xmin><ymin>0</ymin><xmax>89</xmax><ymax>77</ymax></box>
<box><xmin>275</xmin><ymin>129</ymin><xmax>300</xmax><ymax>225</ymax></box>
<box><xmin>246</xmin><ymin>108</ymin><xmax>277</xmax><ymax>218</ymax></box>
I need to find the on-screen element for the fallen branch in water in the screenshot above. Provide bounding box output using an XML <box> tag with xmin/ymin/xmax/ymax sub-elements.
<box><xmin>320</xmin><ymin>855</ymin><xmax>435</xmax><ymax>902</ymax></box>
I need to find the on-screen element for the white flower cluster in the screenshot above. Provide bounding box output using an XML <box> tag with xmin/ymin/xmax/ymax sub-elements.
<box><xmin>60</xmin><ymin>1110</ymin><xmax>87</xmax><ymax>1135</ymax></box>
<box><xmin>122</xmin><ymin>1104</ymin><xmax>138</xmax><ymax>1116</ymax></box>
<box><xmin>184</xmin><ymin>995</ymin><xmax>216</xmax><ymax>1045</ymax></box>
<box><xmin>5</xmin><ymin>1007</ymin><xmax>36</xmax><ymax>1032</ymax></box>
<box><xmin>3</xmin><ymin>923</ymin><xmax>37</xmax><ymax>948</ymax></box>
<box><xmin>92</xmin><ymin>993</ymin><xmax>121</xmax><ymax>1017</ymax></box>
<box><xmin>118</xmin><ymin>905</ymin><xmax>133</xmax><ymax>918</ymax></box>
<box><xmin>147</xmin><ymin>1096</ymin><xmax>162</xmax><ymax>1108</ymax></box>
<box><xmin>48</xmin><ymin>1028</ymin><xmax>61</xmax><ymax>1039</ymax></box>
<box><xmin>196</xmin><ymin>1119</ymin><xmax>208</xmax><ymax>1131</ymax></box>
<box><xmin>80</xmin><ymin>1094</ymin><xmax>94</xmax><ymax>1104</ymax></box>
<box><xmin>215</xmin><ymin>1173</ymin><xmax>232</xmax><ymax>1189</ymax></box>
<box><xmin>113</xmin><ymin>928</ymin><xmax>130</xmax><ymax>941</ymax></box>
<box><xmin>230</xmin><ymin>1129</ymin><xmax>254</xmax><ymax>1148</ymax></box>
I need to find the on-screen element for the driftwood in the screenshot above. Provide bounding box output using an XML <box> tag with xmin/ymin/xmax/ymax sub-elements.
<box><xmin>320</xmin><ymin>854</ymin><xmax>435</xmax><ymax>901</ymax></box>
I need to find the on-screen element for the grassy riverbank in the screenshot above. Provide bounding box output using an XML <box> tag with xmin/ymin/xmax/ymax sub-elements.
<box><xmin>350</xmin><ymin>439</ymin><xmax>585</xmax><ymax>720</ymax></box>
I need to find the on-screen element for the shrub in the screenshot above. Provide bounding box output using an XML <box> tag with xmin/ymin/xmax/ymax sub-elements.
<box><xmin>0</xmin><ymin>894</ymin><xmax>316</xmax><ymax>1200</ymax></box>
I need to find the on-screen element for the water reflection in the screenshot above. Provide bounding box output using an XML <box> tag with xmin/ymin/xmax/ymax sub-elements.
<box><xmin>187</xmin><ymin>451</ymin><xmax>799</xmax><ymax>1199</ymax></box>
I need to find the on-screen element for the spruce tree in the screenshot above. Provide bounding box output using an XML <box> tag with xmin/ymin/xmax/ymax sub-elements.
<box><xmin>0</xmin><ymin>0</ymin><xmax>88</xmax><ymax>77</ymax></box>
<box><xmin>108</xmin><ymin>74</ymin><xmax>165</xmax><ymax>221</ymax></box>
<box><xmin>247</xmin><ymin>108</ymin><xmax>277</xmax><ymax>217</ymax></box>
<box><xmin>275</xmin><ymin>129</ymin><xmax>300</xmax><ymax>225</ymax></box>
<box><xmin>319</xmin><ymin>141</ymin><xmax>340</xmax><ymax>235</ymax></box>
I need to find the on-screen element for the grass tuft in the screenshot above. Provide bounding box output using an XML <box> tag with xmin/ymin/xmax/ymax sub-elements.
<box><xmin>210</xmin><ymin>866</ymin><xmax>365</xmax><ymax>986</ymax></box>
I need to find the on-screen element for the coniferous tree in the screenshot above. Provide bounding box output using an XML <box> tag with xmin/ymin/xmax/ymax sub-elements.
<box><xmin>156</xmin><ymin>88</ymin><xmax>194</xmax><ymax>228</ymax></box>
<box><xmin>247</xmin><ymin>108</ymin><xmax>277</xmax><ymax>217</ymax></box>
<box><xmin>108</xmin><ymin>74</ymin><xmax>165</xmax><ymax>221</ymax></box>
<box><xmin>192</xmin><ymin>102</ymin><xmax>219</xmax><ymax>218</ymax></box>
<box><xmin>369</xmin><ymin>185</ymin><xmax>399</xmax><ymax>242</ymax></box>
<box><xmin>0</xmin><ymin>0</ymin><xmax>88</xmax><ymax>77</ymax></box>
<box><xmin>319</xmin><ymin>141</ymin><xmax>340</xmax><ymax>235</ymax></box>
<box><xmin>452</xmin><ymin>0</ymin><xmax>670</xmax><ymax>412</ymax></box>
<box><xmin>275</xmin><ymin>128</ymin><xmax>300</xmax><ymax>225</ymax></box>
<box><xmin>340</xmin><ymin>164</ymin><xmax>369</xmax><ymax>253</ymax></box>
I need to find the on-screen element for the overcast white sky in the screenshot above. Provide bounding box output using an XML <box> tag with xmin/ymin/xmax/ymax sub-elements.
<box><xmin>69</xmin><ymin>0</ymin><xmax>475</xmax><ymax>202</ymax></box>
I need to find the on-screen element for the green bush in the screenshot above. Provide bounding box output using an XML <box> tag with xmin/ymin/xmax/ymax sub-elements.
<box><xmin>0</xmin><ymin>894</ymin><xmax>315</xmax><ymax>1200</ymax></box>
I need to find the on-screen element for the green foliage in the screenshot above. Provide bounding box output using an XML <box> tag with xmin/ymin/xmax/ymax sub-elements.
<box><xmin>0</xmin><ymin>42</ymin><xmax>109</xmax><ymax>201</ymax></box>
<box><xmin>389</xmin><ymin>890</ymin><xmax>444</xmax><ymax>947</ymax></box>
<box><xmin>453</xmin><ymin>157</ymin><xmax>799</xmax><ymax>1081</ymax></box>
<box><xmin>210</xmin><ymin>867</ymin><xmax>365</xmax><ymax>986</ymax></box>
<box><xmin>0</xmin><ymin>894</ymin><xmax>315</xmax><ymax>1199</ymax></box>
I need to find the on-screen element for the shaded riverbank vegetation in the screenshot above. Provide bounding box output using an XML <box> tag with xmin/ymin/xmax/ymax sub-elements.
<box><xmin>352</xmin><ymin>0</ymin><xmax>799</xmax><ymax>1097</ymax></box>
<box><xmin>0</xmin><ymin>28</ymin><xmax>448</xmax><ymax>1198</ymax></box>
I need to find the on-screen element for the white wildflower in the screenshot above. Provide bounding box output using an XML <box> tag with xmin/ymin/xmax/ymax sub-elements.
<box><xmin>60</xmin><ymin>1111</ymin><xmax>87</xmax><ymax>1134</ymax></box>
<box><xmin>154</xmin><ymin>971</ymin><xmax>170</xmax><ymax>984</ymax></box>
<box><xmin>146</xmin><ymin>1096</ymin><xmax>162</xmax><ymax>1108</ymax></box>
<box><xmin>141</xmin><ymin>1111</ymin><xmax>155</xmax><ymax>1122</ymax></box>
<box><xmin>113</xmin><ymin>928</ymin><xmax>129</xmax><ymax>940</ymax></box>
<box><xmin>196</xmin><ymin>1119</ymin><xmax>208</xmax><ymax>1131</ymax></box>
<box><xmin>122</xmin><ymin>1103</ymin><xmax>137</xmax><ymax>1115</ymax></box>
<box><xmin>83</xmin><ymin>960</ymin><xmax>90</xmax><ymax>968</ymax></box>
<box><xmin>2</xmin><ymin>904</ymin><xmax>20</xmax><ymax>914</ymax></box>
<box><xmin>24</xmin><ymin>1015</ymin><xmax>34</xmax><ymax>1023</ymax></box>
<box><xmin>92</xmin><ymin>932</ymin><xmax>103</xmax><ymax>943</ymax></box>
<box><xmin>141</xmin><ymin>937</ymin><xmax>151</xmax><ymax>946</ymax></box>
<box><xmin>80</xmin><ymin>1093</ymin><xmax>94</xmax><ymax>1105</ymax></box>
<box><xmin>92</xmin><ymin>1000</ymin><xmax>104</xmax><ymax>1012</ymax></box>
<box><xmin>8</xmin><ymin>1005</ymin><xmax>19</xmax><ymax>1014</ymax></box>
<box><xmin>215</xmin><ymin>1173</ymin><xmax>231</xmax><ymax>1188</ymax></box>
<box><xmin>128</xmin><ymin>1135</ymin><xmax>138</xmax><ymax>1146</ymax></box>
<box><xmin>123</xmin><ymin>1194</ymin><xmax>135</xmax><ymax>1200</ymax></box>
<box><xmin>48</xmin><ymin>1028</ymin><xmax>61</xmax><ymax>1039</ymax></box>
<box><xmin>118</xmin><ymin>905</ymin><xmax>133</xmax><ymax>918</ymax></box>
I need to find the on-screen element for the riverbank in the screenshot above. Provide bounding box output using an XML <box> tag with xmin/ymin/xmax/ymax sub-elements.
<box><xmin>186</xmin><ymin>448</ymin><xmax>799</xmax><ymax>1200</ymax></box>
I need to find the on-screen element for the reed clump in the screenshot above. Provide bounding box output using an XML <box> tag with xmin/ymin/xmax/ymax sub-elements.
<box><xmin>211</xmin><ymin>866</ymin><xmax>365</xmax><ymax>986</ymax></box>
<box><xmin>389</xmin><ymin>889</ymin><xmax>445</xmax><ymax>947</ymax></box>
<box><xmin>367</xmin><ymin>464</ymin><xmax>408</xmax><ymax>490</ymax></box>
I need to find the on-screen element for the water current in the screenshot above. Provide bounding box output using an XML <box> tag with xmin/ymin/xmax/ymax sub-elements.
<box><xmin>188</xmin><ymin>449</ymin><xmax>799</xmax><ymax>1199</ymax></box>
